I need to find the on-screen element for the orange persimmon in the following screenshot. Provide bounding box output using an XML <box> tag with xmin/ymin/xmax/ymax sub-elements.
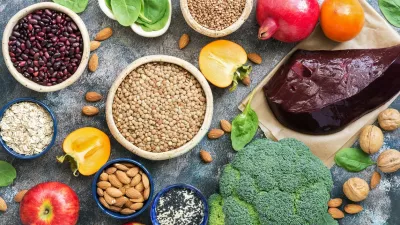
<box><xmin>57</xmin><ymin>127</ymin><xmax>111</xmax><ymax>176</ymax></box>
<box><xmin>199</xmin><ymin>40</ymin><xmax>251</xmax><ymax>91</ymax></box>
<box><xmin>321</xmin><ymin>0</ymin><xmax>365</xmax><ymax>42</ymax></box>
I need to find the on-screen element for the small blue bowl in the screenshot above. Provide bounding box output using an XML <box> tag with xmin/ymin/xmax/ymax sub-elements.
<box><xmin>150</xmin><ymin>184</ymin><xmax>209</xmax><ymax>225</ymax></box>
<box><xmin>92</xmin><ymin>158</ymin><xmax>154</xmax><ymax>220</ymax></box>
<box><xmin>0</xmin><ymin>98</ymin><xmax>57</xmax><ymax>159</ymax></box>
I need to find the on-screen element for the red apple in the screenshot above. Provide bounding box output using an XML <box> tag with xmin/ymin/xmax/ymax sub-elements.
<box><xmin>20</xmin><ymin>182</ymin><xmax>80</xmax><ymax>225</ymax></box>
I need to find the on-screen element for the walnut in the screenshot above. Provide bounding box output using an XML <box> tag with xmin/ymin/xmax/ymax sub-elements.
<box><xmin>378</xmin><ymin>108</ymin><xmax>400</xmax><ymax>131</ymax></box>
<box><xmin>377</xmin><ymin>149</ymin><xmax>400</xmax><ymax>173</ymax></box>
<box><xmin>359</xmin><ymin>125</ymin><xmax>383</xmax><ymax>154</ymax></box>
<box><xmin>343</xmin><ymin>177</ymin><xmax>369</xmax><ymax>202</ymax></box>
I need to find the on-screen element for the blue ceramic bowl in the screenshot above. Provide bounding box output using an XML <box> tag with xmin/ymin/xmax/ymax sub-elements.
<box><xmin>0</xmin><ymin>98</ymin><xmax>57</xmax><ymax>159</ymax></box>
<box><xmin>150</xmin><ymin>184</ymin><xmax>209</xmax><ymax>225</ymax></box>
<box><xmin>92</xmin><ymin>158</ymin><xmax>154</xmax><ymax>220</ymax></box>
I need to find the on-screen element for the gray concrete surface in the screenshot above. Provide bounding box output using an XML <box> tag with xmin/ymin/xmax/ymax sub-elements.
<box><xmin>0</xmin><ymin>0</ymin><xmax>399</xmax><ymax>224</ymax></box>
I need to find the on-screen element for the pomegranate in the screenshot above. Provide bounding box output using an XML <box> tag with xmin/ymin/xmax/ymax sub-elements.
<box><xmin>257</xmin><ymin>0</ymin><xmax>320</xmax><ymax>43</ymax></box>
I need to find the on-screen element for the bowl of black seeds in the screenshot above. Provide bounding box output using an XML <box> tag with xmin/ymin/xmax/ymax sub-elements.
<box><xmin>2</xmin><ymin>2</ymin><xmax>90</xmax><ymax>92</ymax></box>
<box><xmin>150</xmin><ymin>184</ymin><xmax>209</xmax><ymax>225</ymax></box>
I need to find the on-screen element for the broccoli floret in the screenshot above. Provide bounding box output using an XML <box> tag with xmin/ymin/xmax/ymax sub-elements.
<box><xmin>208</xmin><ymin>194</ymin><xmax>225</xmax><ymax>225</ymax></box>
<box><xmin>208</xmin><ymin>138</ymin><xmax>336</xmax><ymax>225</ymax></box>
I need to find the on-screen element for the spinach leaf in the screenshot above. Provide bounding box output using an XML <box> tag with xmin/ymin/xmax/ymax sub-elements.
<box><xmin>0</xmin><ymin>161</ymin><xmax>17</xmax><ymax>187</ymax></box>
<box><xmin>105</xmin><ymin>0</ymin><xmax>112</xmax><ymax>10</ymax></box>
<box><xmin>231</xmin><ymin>90</ymin><xmax>259</xmax><ymax>151</ymax></box>
<box><xmin>379</xmin><ymin>0</ymin><xmax>400</xmax><ymax>27</ymax></box>
<box><xmin>136</xmin><ymin>0</ymin><xmax>170</xmax><ymax>31</ymax></box>
<box><xmin>53</xmin><ymin>0</ymin><xmax>89</xmax><ymax>13</ymax></box>
<box><xmin>334</xmin><ymin>148</ymin><xmax>375</xmax><ymax>172</ymax></box>
<box><xmin>111</xmin><ymin>0</ymin><xmax>142</xmax><ymax>26</ymax></box>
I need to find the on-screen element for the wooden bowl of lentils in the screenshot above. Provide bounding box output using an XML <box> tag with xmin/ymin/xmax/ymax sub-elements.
<box><xmin>180</xmin><ymin>0</ymin><xmax>253</xmax><ymax>38</ymax></box>
<box><xmin>106</xmin><ymin>55</ymin><xmax>213</xmax><ymax>160</ymax></box>
<box><xmin>2</xmin><ymin>2</ymin><xmax>90</xmax><ymax>92</ymax></box>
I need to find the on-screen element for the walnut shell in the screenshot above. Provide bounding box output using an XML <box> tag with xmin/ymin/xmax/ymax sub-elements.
<box><xmin>378</xmin><ymin>108</ymin><xmax>400</xmax><ymax>131</ymax></box>
<box><xmin>377</xmin><ymin>149</ymin><xmax>400</xmax><ymax>173</ymax></box>
<box><xmin>359</xmin><ymin>125</ymin><xmax>383</xmax><ymax>154</ymax></box>
<box><xmin>343</xmin><ymin>177</ymin><xmax>369</xmax><ymax>202</ymax></box>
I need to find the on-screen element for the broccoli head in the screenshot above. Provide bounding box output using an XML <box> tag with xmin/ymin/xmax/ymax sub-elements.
<box><xmin>208</xmin><ymin>138</ymin><xmax>337</xmax><ymax>225</ymax></box>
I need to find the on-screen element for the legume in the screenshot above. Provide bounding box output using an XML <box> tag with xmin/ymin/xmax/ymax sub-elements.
<box><xmin>112</xmin><ymin>62</ymin><xmax>206</xmax><ymax>153</ymax></box>
<box><xmin>187</xmin><ymin>0</ymin><xmax>246</xmax><ymax>31</ymax></box>
<box><xmin>8</xmin><ymin>9</ymin><xmax>83</xmax><ymax>86</ymax></box>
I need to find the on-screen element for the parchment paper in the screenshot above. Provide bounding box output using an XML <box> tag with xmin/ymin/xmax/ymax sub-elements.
<box><xmin>240</xmin><ymin>0</ymin><xmax>400</xmax><ymax>167</ymax></box>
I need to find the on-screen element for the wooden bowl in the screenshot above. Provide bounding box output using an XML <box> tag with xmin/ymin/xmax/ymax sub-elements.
<box><xmin>180</xmin><ymin>0</ymin><xmax>253</xmax><ymax>38</ymax></box>
<box><xmin>106</xmin><ymin>55</ymin><xmax>213</xmax><ymax>160</ymax></box>
<box><xmin>2</xmin><ymin>2</ymin><xmax>90</xmax><ymax>92</ymax></box>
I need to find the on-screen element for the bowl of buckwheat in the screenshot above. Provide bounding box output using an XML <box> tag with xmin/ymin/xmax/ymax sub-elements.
<box><xmin>106</xmin><ymin>55</ymin><xmax>213</xmax><ymax>160</ymax></box>
<box><xmin>0</xmin><ymin>98</ymin><xmax>57</xmax><ymax>159</ymax></box>
<box><xmin>180</xmin><ymin>0</ymin><xmax>253</xmax><ymax>38</ymax></box>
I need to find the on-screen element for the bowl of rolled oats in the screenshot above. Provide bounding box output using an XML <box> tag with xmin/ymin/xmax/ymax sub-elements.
<box><xmin>180</xmin><ymin>0</ymin><xmax>253</xmax><ymax>38</ymax></box>
<box><xmin>0</xmin><ymin>98</ymin><xmax>57</xmax><ymax>159</ymax></box>
<box><xmin>106</xmin><ymin>55</ymin><xmax>213</xmax><ymax>160</ymax></box>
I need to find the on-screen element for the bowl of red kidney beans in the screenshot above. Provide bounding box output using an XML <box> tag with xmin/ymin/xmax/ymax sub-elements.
<box><xmin>2</xmin><ymin>2</ymin><xmax>90</xmax><ymax>92</ymax></box>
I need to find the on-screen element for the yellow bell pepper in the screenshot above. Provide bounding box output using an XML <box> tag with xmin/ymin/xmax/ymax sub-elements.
<box><xmin>57</xmin><ymin>127</ymin><xmax>111</xmax><ymax>176</ymax></box>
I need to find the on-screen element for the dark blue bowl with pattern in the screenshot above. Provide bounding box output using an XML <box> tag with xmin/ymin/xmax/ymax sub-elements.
<box><xmin>150</xmin><ymin>183</ymin><xmax>209</xmax><ymax>225</ymax></box>
<box><xmin>0</xmin><ymin>98</ymin><xmax>57</xmax><ymax>159</ymax></box>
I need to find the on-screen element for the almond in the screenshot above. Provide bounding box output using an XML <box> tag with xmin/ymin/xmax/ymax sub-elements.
<box><xmin>97</xmin><ymin>188</ymin><xmax>104</xmax><ymax>197</ymax></box>
<box><xmin>135</xmin><ymin>182</ymin><xmax>144</xmax><ymax>192</ymax></box>
<box><xmin>106</xmin><ymin>187</ymin><xmax>123</xmax><ymax>198</ymax></box>
<box><xmin>85</xmin><ymin>92</ymin><xmax>102</xmax><ymax>102</ymax></box>
<box><xmin>127</xmin><ymin>167</ymin><xmax>140</xmax><ymax>177</ymax></box>
<box><xmin>130</xmin><ymin>203</ymin><xmax>143</xmax><ymax>210</ymax></box>
<box><xmin>82</xmin><ymin>106</ymin><xmax>99</xmax><ymax>116</ymax></box>
<box><xmin>0</xmin><ymin>197</ymin><xmax>6</xmax><ymax>212</ymax></box>
<box><xmin>114</xmin><ymin>163</ymin><xmax>129</xmax><ymax>171</ymax></box>
<box><xmin>247</xmin><ymin>53</ymin><xmax>262</xmax><ymax>64</ymax></box>
<box><xmin>14</xmin><ymin>190</ymin><xmax>28</xmax><ymax>203</ymax></box>
<box><xmin>370</xmin><ymin>171</ymin><xmax>381</xmax><ymax>189</ymax></box>
<box><xmin>344</xmin><ymin>204</ymin><xmax>363</xmax><ymax>214</ymax></box>
<box><xmin>143</xmin><ymin>188</ymin><xmax>150</xmax><ymax>200</ymax></box>
<box><xmin>130</xmin><ymin>196</ymin><xmax>144</xmax><ymax>203</ymax></box>
<box><xmin>208</xmin><ymin>129</ymin><xmax>224</xmax><ymax>139</ymax></box>
<box><xmin>108</xmin><ymin>174</ymin><xmax>123</xmax><ymax>188</ymax></box>
<box><xmin>130</xmin><ymin>174</ymin><xmax>142</xmax><ymax>187</ymax></box>
<box><xmin>141</xmin><ymin>174</ymin><xmax>150</xmax><ymax>189</ymax></box>
<box><xmin>97</xmin><ymin>181</ymin><xmax>112</xmax><ymax>189</ymax></box>
<box><xmin>327</xmin><ymin>198</ymin><xmax>342</xmax><ymax>208</ymax></box>
<box><xmin>220</xmin><ymin>120</ymin><xmax>232</xmax><ymax>133</ymax></box>
<box><xmin>120</xmin><ymin>208</ymin><xmax>136</xmax><ymax>215</ymax></box>
<box><xmin>90</xmin><ymin>41</ymin><xmax>101</xmax><ymax>51</ymax></box>
<box><xmin>200</xmin><ymin>150</ymin><xmax>213</xmax><ymax>163</ymax></box>
<box><xmin>242</xmin><ymin>76</ymin><xmax>251</xmax><ymax>86</ymax></box>
<box><xmin>106</xmin><ymin>167</ymin><xmax>117</xmax><ymax>174</ymax></box>
<box><xmin>122</xmin><ymin>163</ymin><xmax>134</xmax><ymax>168</ymax></box>
<box><xmin>108</xmin><ymin>206</ymin><xmax>122</xmax><ymax>213</ymax></box>
<box><xmin>328</xmin><ymin>208</ymin><xmax>344</xmax><ymax>219</ymax></box>
<box><xmin>114</xmin><ymin>196</ymin><xmax>128</xmax><ymax>207</ymax></box>
<box><xmin>119</xmin><ymin>186</ymin><xmax>126</xmax><ymax>195</ymax></box>
<box><xmin>100</xmin><ymin>172</ymin><xmax>108</xmax><ymax>181</ymax></box>
<box><xmin>179</xmin><ymin>34</ymin><xmax>190</xmax><ymax>49</ymax></box>
<box><xmin>99</xmin><ymin>197</ymin><xmax>110</xmax><ymax>208</ymax></box>
<box><xmin>88</xmin><ymin>53</ymin><xmax>99</xmax><ymax>72</ymax></box>
<box><xmin>116</xmin><ymin>170</ymin><xmax>131</xmax><ymax>185</ymax></box>
<box><xmin>124</xmin><ymin>200</ymin><xmax>133</xmax><ymax>208</ymax></box>
<box><xmin>95</xmin><ymin>27</ymin><xmax>113</xmax><ymax>41</ymax></box>
<box><xmin>104</xmin><ymin>192</ymin><xmax>116</xmax><ymax>205</ymax></box>
<box><xmin>126</xmin><ymin>187</ymin><xmax>142</xmax><ymax>199</ymax></box>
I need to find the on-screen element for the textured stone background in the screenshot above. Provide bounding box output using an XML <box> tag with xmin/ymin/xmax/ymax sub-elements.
<box><xmin>0</xmin><ymin>0</ymin><xmax>399</xmax><ymax>224</ymax></box>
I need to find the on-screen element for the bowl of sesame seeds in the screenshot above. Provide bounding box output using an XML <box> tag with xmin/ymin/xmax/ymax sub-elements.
<box><xmin>106</xmin><ymin>55</ymin><xmax>213</xmax><ymax>160</ymax></box>
<box><xmin>180</xmin><ymin>0</ymin><xmax>253</xmax><ymax>38</ymax></box>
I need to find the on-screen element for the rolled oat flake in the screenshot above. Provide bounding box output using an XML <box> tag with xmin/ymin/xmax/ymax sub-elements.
<box><xmin>0</xmin><ymin>102</ymin><xmax>53</xmax><ymax>155</ymax></box>
<box><xmin>156</xmin><ymin>188</ymin><xmax>205</xmax><ymax>225</ymax></box>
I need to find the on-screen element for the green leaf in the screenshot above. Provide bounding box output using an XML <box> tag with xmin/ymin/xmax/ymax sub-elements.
<box><xmin>231</xmin><ymin>90</ymin><xmax>259</xmax><ymax>151</ymax></box>
<box><xmin>136</xmin><ymin>0</ymin><xmax>170</xmax><ymax>31</ymax></box>
<box><xmin>229</xmin><ymin>65</ymin><xmax>252</xmax><ymax>92</ymax></box>
<box><xmin>105</xmin><ymin>0</ymin><xmax>112</xmax><ymax>10</ymax></box>
<box><xmin>379</xmin><ymin>0</ymin><xmax>400</xmax><ymax>27</ymax></box>
<box><xmin>53</xmin><ymin>0</ymin><xmax>89</xmax><ymax>13</ymax></box>
<box><xmin>111</xmin><ymin>0</ymin><xmax>142</xmax><ymax>26</ymax></box>
<box><xmin>334</xmin><ymin>148</ymin><xmax>375</xmax><ymax>172</ymax></box>
<box><xmin>0</xmin><ymin>161</ymin><xmax>17</xmax><ymax>187</ymax></box>
<box><xmin>57</xmin><ymin>154</ymin><xmax>79</xmax><ymax>177</ymax></box>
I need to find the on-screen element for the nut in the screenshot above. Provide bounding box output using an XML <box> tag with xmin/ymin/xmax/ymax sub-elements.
<box><xmin>359</xmin><ymin>125</ymin><xmax>383</xmax><ymax>154</ymax></box>
<box><xmin>370</xmin><ymin>171</ymin><xmax>381</xmax><ymax>189</ymax></box>
<box><xmin>130</xmin><ymin>174</ymin><xmax>142</xmax><ymax>187</ymax></box>
<box><xmin>124</xmin><ymin>200</ymin><xmax>133</xmax><ymax>208</ymax></box>
<box><xmin>99</xmin><ymin>172</ymin><xmax>108</xmax><ymax>181</ymax></box>
<box><xmin>120</xmin><ymin>208</ymin><xmax>136</xmax><ymax>215</ymax></box>
<box><xmin>141</xmin><ymin>174</ymin><xmax>150</xmax><ymax>189</ymax></box>
<box><xmin>119</xmin><ymin>186</ymin><xmax>126</xmax><ymax>195</ymax></box>
<box><xmin>104</xmin><ymin>192</ymin><xmax>116</xmax><ymax>205</ymax></box>
<box><xmin>106</xmin><ymin>187</ymin><xmax>123</xmax><ymax>198</ymax></box>
<box><xmin>0</xmin><ymin>197</ymin><xmax>7</xmax><ymax>212</ymax></box>
<box><xmin>247</xmin><ymin>53</ymin><xmax>262</xmax><ymax>64</ymax></box>
<box><xmin>88</xmin><ymin>53</ymin><xmax>99</xmax><ymax>72</ymax></box>
<box><xmin>97</xmin><ymin>181</ymin><xmax>112</xmax><ymax>189</ymax></box>
<box><xmin>126</xmin><ymin>187</ymin><xmax>142</xmax><ymax>199</ymax></box>
<box><xmin>242</xmin><ymin>76</ymin><xmax>251</xmax><ymax>86</ymax></box>
<box><xmin>327</xmin><ymin>198</ymin><xmax>342</xmax><ymax>208</ymax></box>
<box><xmin>328</xmin><ymin>208</ymin><xmax>344</xmax><ymax>219</ymax></box>
<box><xmin>200</xmin><ymin>150</ymin><xmax>213</xmax><ymax>163</ymax></box>
<box><xmin>135</xmin><ymin>182</ymin><xmax>144</xmax><ymax>192</ymax></box>
<box><xmin>208</xmin><ymin>129</ymin><xmax>224</xmax><ymax>139</ymax></box>
<box><xmin>86</xmin><ymin>92</ymin><xmax>103</xmax><ymax>102</ymax></box>
<box><xmin>95</xmin><ymin>27</ymin><xmax>113</xmax><ymax>41</ymax></box>
<box><xmin>108</xmin><ymin>206</ymin><xmax>122</xmax><ymax>213</ymax></box>
<box><xmin>220</xmin><ymin>120</ymin><xmax>232</xmax><ymax>133</ymax></box>
<box><xmin>130</xmin><ymin>203</ymin><xmax>143</xmax><ymax>210</ymax></box>
<box><xmin>127</xmin><ymin>167</ymin><xmax>139</xmax><ymax>177</ymax></box>
<box><xmin>97</xmin><ymin>188</ymin><xmax>104</xmax><ymax>197</ymax></box>
<box><xmin>377</xmin><ymin>149</ymin><xmax>400</xmax><ymax>173</ymax></box>
<box><xmin>344</xmin><ymin>204</ymin><xmax>363</xmax><ymax>214</ymax></box>
<box><xmin>90</xmin><ymin>41</ymin><xmax>101</xmax><ymax>51</ymax></box>
<box><xmin>114</xmin><ymin>163</ymin><xmax>129</xmax><ymax>171</ymax></box>
<box><xmin>116</xmin><ymin>171</ymin><xmax>131</xmax><ymax>185</ymax></box>
<box><xmin>99</xmin><ymin>197</ymin><xmax>110</xmax><ymax>208</ymax></box>
<box><xmin>143</xmin><ymin>188</ymin><xmax>150</xmax><ymax>200</ymax></box>
<box><xmin>114</xmin><ymin>196</ymin><xmax>128</xmax><ymax>207</ymax></box>
<box><xmin>14</xmin><ymin>190</ymin><xmax>28</xmax><ymax>203</ymax></box>
<box><xmin>343</xmin><ymin>177</ymin><xmax>369</xmax><ymax>202</ymax></box>
<box><xmin>378</xmin><ymin>108</ymin><xmax>400</xmax><ymax>131</ymax></box>
<box><xmin>131</xmin><ymin>196</ymin><xmax>144</xmax><ymax>203</ymax></box>
<box><xmin>122</xmin><ymin>163</ymin><xmax>134</xmax><ymax>168</ymax></box>
<box><xmin>179</xmin><ymin>34</ymin><xmax>190</xmax><ymax>49</ymax></box>
<box><xmin>106</xmin><ymin>167</ymin><xmax>117</xmax><ymax>174</ymax></box>
<box><xmin>108</xmin><ymin>174</ymin><xmax>123</xmax><ymax>188</ymax></box>
<box><xmin>82</xmin><ymin>106</ymin><xmax>99</xmax><ymax>116</ymax></box>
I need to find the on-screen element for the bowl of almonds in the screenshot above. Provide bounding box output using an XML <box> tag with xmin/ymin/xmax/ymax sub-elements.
<box><xmin>92</xmin><ymin>158</ymin><xmax>154</xmax><ymax>219</ymax></box>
